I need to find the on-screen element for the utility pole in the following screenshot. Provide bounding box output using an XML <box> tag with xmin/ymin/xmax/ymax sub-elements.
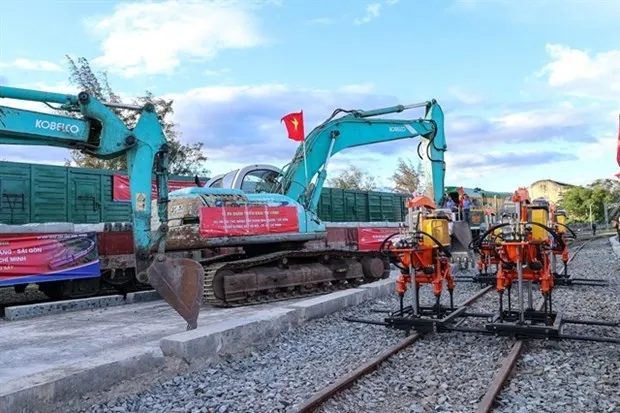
<box><xmin>604</xmin><ymin>203</ymin><xmax>610</xmax><ymax>229</ymax></box>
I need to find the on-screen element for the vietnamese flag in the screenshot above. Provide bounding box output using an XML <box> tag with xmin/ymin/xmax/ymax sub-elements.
<box><xmin>281</xmin><ymin>111</ymin><xmax>305</xmax><ymax>142</ymax></box>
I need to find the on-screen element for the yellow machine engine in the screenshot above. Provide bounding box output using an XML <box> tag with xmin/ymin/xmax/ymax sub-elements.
<box><xmin>555</xmin><ymin>210</ymin><xmax>567</xmax><ymax>235</ymax></box>
<box><xmin>421</xmin><ymin>215</ymin><xmax>451</xmax><ymax>248</ymax></box>
<box><xmin>528</xmin><ymin>198</ymin><xmax>550</xmax><ymax>243</ymax></box>
<box><xmin>380</xmin><ymin>195</ymin><xmax>456</xmax><ymax>319</ymax></box>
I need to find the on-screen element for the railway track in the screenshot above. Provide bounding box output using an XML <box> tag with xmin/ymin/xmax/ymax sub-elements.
<box><xmin>0</xmin><ymin>232</ymin><xmax>613</xmax><ymax>320</ymax></box>
<box><xmin>294</xmin><ymin>286</ymin><xmax>495</xmax><ymax>412</ymax></box>
<box><xmin>294</xmin><ymin>234</ymin><xmax>613</xmax><ymax>413</ymax></box>
<box><xmin>473</xmin><ymin>233</ymin><xmax>600</xmax><ymax>413</ymax></box>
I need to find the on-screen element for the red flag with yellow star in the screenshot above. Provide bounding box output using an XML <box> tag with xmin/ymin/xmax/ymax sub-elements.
<box><xmin>281</xmin><ymin>111</ymin><xmax>305</xmax><ymax>142</ymax></box>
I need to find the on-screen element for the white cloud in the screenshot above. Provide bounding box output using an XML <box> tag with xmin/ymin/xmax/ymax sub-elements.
<box><xmin>536</xmin><ymin>44</ymin><xmax>620</xmax><ymax>100</ymax></box>
<box><xmin>155</xmin><ymin>82</ymin><xmax>618</xmax><ymax>190</ymax></box>
<box><xmin>3</xmin><ymin>77</ymin><xmax>615</xmax><ymax>191</ymax></box>
<box><xmin>337</xmin><ymin>83</ymin><xmax>375</xmax><ymax>94</ymax></box>
<box><xmin>353</xmin><ymin>0</ymin><xmax>399</xmax><ymax>25</ymax></box>
<box><xmin>354</xmin><ymin>3</ymin><xmax>382</xmax><ymax>25</ymax></box>
<box><xmin>89</xmin><ymin>0</ymin><xmax>275</xmax><ymax>77</ymax></box>
<box><xmin>0</xmin><ymin>59</ymin><xmax>62</xmax><ymax>72</ymax></box>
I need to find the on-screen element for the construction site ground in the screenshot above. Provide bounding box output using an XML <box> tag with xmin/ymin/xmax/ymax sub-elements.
<box><xmin>0</xmin><ymin>273</ymin><xmax>397</xmax><ymax>413</ymax></box>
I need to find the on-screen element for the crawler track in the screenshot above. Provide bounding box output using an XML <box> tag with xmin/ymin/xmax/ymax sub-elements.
<box><xmin>203</xmin><ymin>249</ymin><xmax>390</xmax><ymax>307</ymax></box>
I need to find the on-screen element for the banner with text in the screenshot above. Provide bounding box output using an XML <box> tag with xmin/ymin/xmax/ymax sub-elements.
<box><xmin>112</xmin><ymin>174</ymin><xmax>205</xmax><ymax>202</ymax></box>
<box><xmin>0</xmin><ymin>233</ymin><xmax>101</xmax><ymax>286</ymax></box>
<box><xmin>357</xmin><ymin>227</ymin><xmax>397</xmax><ymax>251</ymax></box>
<box><xmin>199</xmin><ymin>206</ymin><xmax>300</xmax><ymax>237</ymax></box>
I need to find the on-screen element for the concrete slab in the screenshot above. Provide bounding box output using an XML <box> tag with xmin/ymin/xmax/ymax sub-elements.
<box><xmin>0</xmin><ymin>277</ymin><xmax>399</xmax><ymax>413</ymax></box>
<box><xmin>0</xmin><ymin>344</ymin><xmax>164</xmax><ymax>413</ymax></box>
<box><xmin>288</xmin><ymin>288</ymin><xmax>368</xmax><ymax>322</ymax></box>
<box><xmin>4</xmin><ymin>294</ymin><xmax>126</xmax><ymax>321</ymax></box>
<box><xmin>358</xmin><ymin>278</ymin><xmax>397</xmax><ymax>299</ymax></box>
<box><xmin>125</xmin><ymin>290</ymin><xmax>162</xmax><ymax>304</ymax></box>
<box><xmin>160</xmin><ymin>307</ymin><xmax>301</xmax><ymax>362</ymax></box>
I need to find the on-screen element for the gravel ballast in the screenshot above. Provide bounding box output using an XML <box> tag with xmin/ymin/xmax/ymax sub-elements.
<box><xmin>48</xmin><ymin>237</ymin><xmax>620</xmax><ymax>413</ymax></box>
<box><xmin>494</xmin><ymin>237</ymin><xmax>620</xmax><ymax>413</ymax></box>
<box><xmin>66</xmin><ymin>269</ymin><xmax>482</xmax><ymax>413</ymax></box>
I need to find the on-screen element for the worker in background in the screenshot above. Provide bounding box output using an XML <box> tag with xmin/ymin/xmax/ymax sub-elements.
<box><xmin>463</xmin><ymin>194</ymin><xmax>471</xmax><ymax>223</ymax></box>
<box><xmin>615</xmin><ymin>219</ymin><xmax>620</xmax><ymax>241</ymax></box>
<box><xmin>446</xmin><ymin>197</ymin><xmax>455</xmax><ymax>210</ymax></box>
<box><xmin>592</xmin><ymin>221</ymin><xmax>597</xmax><ymax>236</ymax></box>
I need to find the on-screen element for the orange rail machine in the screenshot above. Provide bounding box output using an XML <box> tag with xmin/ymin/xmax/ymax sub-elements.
<box><xmin>454</xmin><ymin>189</ymin><xmax>618</xmax><ymax>342</ymax></box>
<box><xmin>345</xmin><ymin>195</ymin><xmax>469</xmax><ymax>334</ymax></box>
<box><xmin>458</xmin><ymin>191</ymin><xmax>605</xmax><ymax>289</ymax></box>
<box><xmin>350</xmin><ymin>190</ymin><xmax>620</xmax><ymax>344</ymax></box>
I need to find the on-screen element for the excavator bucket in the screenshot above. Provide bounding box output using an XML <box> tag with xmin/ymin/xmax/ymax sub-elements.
<box><xmin>146</xmin><ymin>255</ymin><xmax>205</xmax><ymax>330</ymax></box>
<box><xmin>451</xmin><ymin>221</ymin><xmax>474</xmax><ymax>269</ymax></box>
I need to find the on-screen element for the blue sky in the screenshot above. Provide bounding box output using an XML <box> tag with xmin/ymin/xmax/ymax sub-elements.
<box><xmin>1</xmin><ymin>0</ymin><xmax>619</xmax><ymax>193</ymax></box>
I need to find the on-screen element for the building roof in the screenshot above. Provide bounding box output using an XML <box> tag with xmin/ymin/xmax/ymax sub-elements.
<box><xmin>530</xmin><ymin>179</ymin><xmax>575</xmax><ymax>188</ymax></box>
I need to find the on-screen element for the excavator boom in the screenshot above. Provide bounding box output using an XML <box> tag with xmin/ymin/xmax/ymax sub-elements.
<box><xmin>276</xmin><ymin>100</ymin><xmax>446</xmax><ymax>209</ymax></box>
<box><xmin>0</xmin><ymin>85</ymin><xmax>204</xmax><ymax>329</ymax></box>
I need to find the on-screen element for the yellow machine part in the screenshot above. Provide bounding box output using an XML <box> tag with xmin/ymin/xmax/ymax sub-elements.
<box><xmin>422</xmin><ymin>218</ymin><xmax>451</xmax><ymax>247</ymax></box>
<box><xmin>556</xmin><ymin>214</ymin><xmax>566</xmax><ymax>234</ymax></box>
<box><xmin>530</xmin><ymin>209</ymin><xmax>549</xmax><ymax>241</ymax></box>
<box><xmin>493</xmin><ymin>226</ymin><xmax>503</xmax><ymax>244</ymax></box>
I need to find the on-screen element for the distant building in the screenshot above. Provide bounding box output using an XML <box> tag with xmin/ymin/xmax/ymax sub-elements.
<box><xmin>528</xmin><ymin>179</ymin><xmax>575</xmax><ymax>204</ymax></box>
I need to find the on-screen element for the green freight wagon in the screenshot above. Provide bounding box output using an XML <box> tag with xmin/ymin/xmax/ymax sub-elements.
<box><xmin>0</xmin><ymin>160</ymin><xmax>409</xmax><ymax>225</ymax></box>
<box><xmin>0</xmin><ymin>160</ymin><xmax>199</xmax><ymax>225</ymax></box>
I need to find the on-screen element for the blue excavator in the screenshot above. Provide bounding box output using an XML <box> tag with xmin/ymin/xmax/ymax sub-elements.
<box><xmin>0</xmin><ymin>85</ymin><xmax>205</xmax><ymax>329</ymax></box>
<box><xmin>0</xmin><ymin>85</ymin><xmax>460</xmax><ymax>328</ymax></box>
<box><xmin>158</xmin><ymin>100</ymin><xmax>462</xmax><ymax>308</ymax></box>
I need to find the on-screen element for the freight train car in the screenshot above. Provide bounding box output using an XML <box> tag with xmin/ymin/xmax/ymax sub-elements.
<box><xmin>0</xmin><ymin>160</ymin><xmax>410</xmax><ymax>299</ymax></box>
<box><xmin>0</xmin><ymin>160</ymin><xmax>410</xmax><ymax>225</ymax></box>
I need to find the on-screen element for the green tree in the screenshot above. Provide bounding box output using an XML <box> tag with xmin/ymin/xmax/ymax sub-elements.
<box><xmin>390</xmin><ymin>157</ymin><xmax>423</xmax><ymax>194</ymax></box>
<box><xmin>588</xmin><ymin>178</ymin><xmax>620</xmax><ymax>198</ymax></box>
<box><xmin>328</xmin><ymin>165</ymin><xmax>378</xmax><ymax>191</ymax></box>
<box><xmin>559</xmin><ymin>185</ymin><xmax>616</xmax><ymax>223</ymax></box>
<box><xmin>62</xmin><ymin>56</ymin><xmax>210</xmax><ymax>176</ymax></box>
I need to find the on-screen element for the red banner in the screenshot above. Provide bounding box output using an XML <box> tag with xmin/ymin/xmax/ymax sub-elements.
<box><xmin>112</xmin><ymin>174</ymin><xmax>205</xmax><ymax>202</ymax></box>
<box><xmin>357</xmin><ymin>227</ymin><xmax>397</xmax><ymax>251</ymax></box>
<box><xmin>199</xmin><ymin>206</ymin><xmax>299</xmax><ymax>237</ymax></box>
<box><xmin>0</xmin><ymin>233</ymin><xmax>100</xmax><ymax>282</ymax></box>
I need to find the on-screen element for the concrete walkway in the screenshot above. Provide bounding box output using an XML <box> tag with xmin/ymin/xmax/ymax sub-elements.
<box><xmin>0</xmin><ymin>277</ymin><xmax>396</xmax><ymax>413</ymax></box>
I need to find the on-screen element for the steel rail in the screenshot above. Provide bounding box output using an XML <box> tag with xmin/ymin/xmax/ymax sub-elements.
<box><xmin>474</xmin><ymin>235</ymin><xmax>595</xmax><ymax>413</ymax></box>
<box><xmin>294</xmin><ymin>285</ymin><xmax>493</xmax><ymax>413</ymax></box>
<box><xmin>474</xmin><ymin>298</ymin><xmax>544</xmax><ymax>413</ymax></box>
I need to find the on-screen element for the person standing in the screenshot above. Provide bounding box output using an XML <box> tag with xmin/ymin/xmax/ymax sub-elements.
<box><xmin>463</xmin><ymin>194</ymin><xmax>471</xmax><ymax>223</ymax></box>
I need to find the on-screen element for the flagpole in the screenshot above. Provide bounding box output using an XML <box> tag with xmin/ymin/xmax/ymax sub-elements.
<box><xmin>303</xmin><ymin>139</ymin><xmax>309</xmax><ymax>185</ymax></box>
<box><xmin>301</xmin><ymin>110</ymin><xmax>308</xmax><ymax>186</ymax></box>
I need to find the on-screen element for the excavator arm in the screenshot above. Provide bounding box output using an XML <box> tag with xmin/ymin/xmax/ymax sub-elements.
<box><xmin>0</xmin><ymin>86</ymin><xmax>204</xmax><ymax>329</ymax></box>
<box><xmin>275</xmin><ymin>100</ymin><xmax>446</xmax><ymax>211</ymax></box>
